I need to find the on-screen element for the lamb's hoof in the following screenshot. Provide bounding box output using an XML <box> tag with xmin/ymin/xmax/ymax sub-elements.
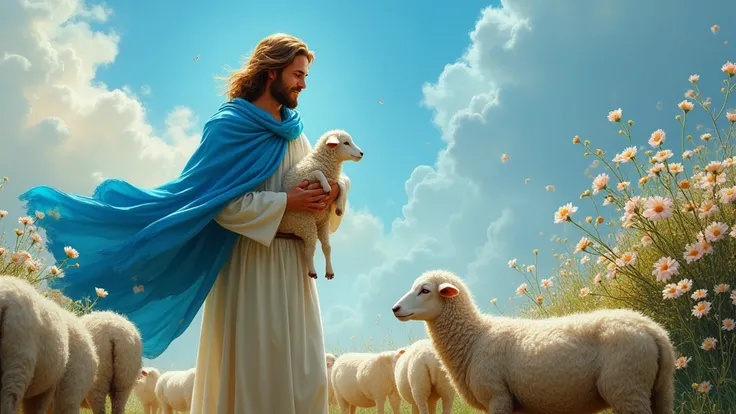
<box><xmin>326</xmin><ymin>273</ymin><xmax>335</xmax><ymax>280</ymax></box>
<box><xmin>308</xmin><ymin>272</ymin><xmax>318</xmax><ymax>279</ymax></box>
<box><xmin>336</xmin><ymin>208</ymin><xmax>343</xmax><ymax>216</ymax></box>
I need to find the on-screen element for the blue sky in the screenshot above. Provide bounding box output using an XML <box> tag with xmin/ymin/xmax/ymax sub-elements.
<box><xmin>1</xmin><ymin>0</ymin><xmax>734</xmax><ymax>371</ymax></box>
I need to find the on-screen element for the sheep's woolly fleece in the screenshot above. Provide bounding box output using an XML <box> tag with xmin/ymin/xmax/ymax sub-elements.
<box><xmin>81</xmin><ymin>310</ymin><xmax>143</xmax><ymax>414</ymax></box>
<box><xmin>0</xmin><ymin>275</ymin><xmax>70</xmax><ymax>413</ymax></box>
<box><xmin>392</xmin><ymin>269</ymin><xmax>676</xmax><ymax>414</ymax></box>
<box><xmin>330</xmin><ymin>350</ymin><xmax>402</xmax><ymax>413</ymax></box>
<box><xmin>393</xmin><ymin>338</ymin><xmax>455</xmax><ymax>414</ymax></box>
<box><xmin>155</xmin><ymin>367</ymin><xmax>196</xmax><ymax>413</ymax></box>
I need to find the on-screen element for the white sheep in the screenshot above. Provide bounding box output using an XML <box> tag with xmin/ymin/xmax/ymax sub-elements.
<box><xmin>391</xmin><ymin>269</ymin><xmax>676</xmax><ymax>414</ymax></box>
<box><xmin>134</xmin><ymin>367</ymin><xmax>161</xmax><ymax>414</ymax></box>
<box><xmin>330</xmin><ymin>350</ymin><xmax>403</xmax><ymax>414</ymax></box>
<box><xmin>80</xmin><ymin>310</ymin><xmax>143</xmax><ymax>414</ymax></box>
<box><xmin>393</xmin><ymin>338</ymin><xmax>455</xmax><ymax>414</ymax></box>
<box><xmin>154</xmin><ymin>368</ymin><xmax>196</xmax><ymax>414</ymax></box>
<box><xmin>0</xmin><ymin>275</ymin><xmax>69</xmax><ymax>413</ymax></box>
<box><xmin>278</xmin><ymin>129</ymin><xmax>363</xmax><ymax>280</ymax></box>
<box><xmin>325</xmin><ymin>352</ymin><xmax>337</xmax><ymax>406</ymax></box>
<box><xmin>51</xmin><ymin>301</ymin><xmax>100</xmax><ymax>413</ymax></box>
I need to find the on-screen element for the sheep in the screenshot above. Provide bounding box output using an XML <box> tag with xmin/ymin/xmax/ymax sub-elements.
<box><xmin>330</xmin><ymin>350</ymin><xmax>403</xmax><ymax>414</ymax></box>
<box><xmin>391</xmin><ymin>269</ymin><xmax>676</xmax><ymax>414</ymax></box>
<box><xmin>80</xmin><ymin>310</ymin><xmax>143</xmax><ymax>414</ymax></box>
<box><xmin>154</xmin><ymin>368</ymin><xmax>195</xmax><ymax>414</ymax></box>
<box><xmin>134</xmin><ymin>367</ymin><xmax>161</xmax><ymax>414</ymax></box>
<box><xmin>51</xmin><ymin>302</ymin><xmax>100</xmax><ymax>413</ymax></box>
<box><xmin>277</xmin><ymin>129</ymin><xmax>363</xmax><ymax>280</ymax></box>
<box><xmin>0</xmin><ymin>275</ymin><xmax>69</xmax><ymax>413</ymax></box>
<box><xmin>393</xmin><ymin>338</ymin><xmax>455</xmax><ymax>414</ymax></box>
<box><xmin>325</xmin><ymin>352</ymin><xmax>337</xmax><ymax>406</ymax></box>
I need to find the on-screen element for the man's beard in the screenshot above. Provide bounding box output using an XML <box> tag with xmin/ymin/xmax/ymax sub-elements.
<box><xmin>270</xmin><ymin>73</ymin><xmax>300</xmax><ymax>109</ymax></box>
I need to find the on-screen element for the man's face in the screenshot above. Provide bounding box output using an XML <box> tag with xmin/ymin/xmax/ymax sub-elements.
<box><xmin>270</xmin><ymin>54</ymin><xmax>309</xmax><ymax>109</ymax></box>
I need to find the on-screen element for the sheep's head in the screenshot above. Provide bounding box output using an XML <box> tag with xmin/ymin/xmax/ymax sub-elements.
<box><xmin>325</xmin><ymin>353</ymin><xmax>337</xmax><ymax>370</ymax></box>
<box><xmin>391</xmin><ymin>347</ymin><xmax>406</xmax><ymax>370</ymax></box>
<box><xmin>316</xmin><ymin>129</ymin><xmax>364</xmax><ymax>162</ymax></box>
<box><xmin>137</xmin><ymin>367</ymin><xmax>160</xmax><ymax>383</ymax></box>
<box><xmin>391</xmin><ymin>269</ymin><xmax>467</xmax><ymax>322</ymax></box>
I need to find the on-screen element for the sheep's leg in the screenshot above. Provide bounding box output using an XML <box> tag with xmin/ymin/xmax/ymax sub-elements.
<box><xmin>441</xmin><ymin>394</ymin><xmax>454</xmax><ymax>414</ymax></box>
<box><xmin>20</xmin><ymin>386</ymin><xmax>55</xmax><ymax>414</ymax></box>
<box><xmin>85</xmin><ymin>388</ymin><xmax>107</xmax><ymax>414</ymax></box>
<box><xmin>487</xmin><ymin>392</ymin><xmax>514</xmax><ymax>414</ymax></box>
<box><xmin>308</xmin><ymin>170</ymin><xmax>331</xmax><ymax>193</ymax></box>
<box><xmin>427</xmin><ymin>395</ymin><xmax>439</xmax><ymax>414</ymax></box>
<box><xmin>160</xmin><ymin>404</ymin><xmax>174</xmax><ymax>414</ymax></box>
<box><xmin>298</xmin><ymin>220</ymin><xmax>319</xmax><ymax>279</ymax></box>
<box><xmin>336</xmin><ymin>396</ymin><xmax>351</xmax><ymax>414</ymax></box>
<box><xmin>317</xmin><ymin>224</ymin><xmax>334</xmax><ymax>279</ymax></box>
<box><xmin>111</xmin><ymin>386</ymin><xmax>133</xmax><ymax>414</ymax></box>
<box><xmin>349</xmin><ymin>405</ymin><xmax>357</xmax><ymax>414</ymax></box>
<box><xmin>335</xmin><ymin>179</ymin><xmax>348</xmax><ymax>216</ymax></box>
<box><xmin>411</xmin><ymin>404</ymin><xmax>420</xmax><ymax>414</ymax></box>
<box><xmin>388</xmin><ymin>391</ymin><xmax>401</xmax><ymax>414</ymax></box>
<box><xmin>374</xmin><ymin>395</ymin><xmax>386</xmax><ymax>414</ymax></box>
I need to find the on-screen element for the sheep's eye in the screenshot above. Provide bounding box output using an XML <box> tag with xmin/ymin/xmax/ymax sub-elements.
<box><xmin>419</xmin><ymin>288</ymin><xmax>430</xmax><ymax>295</ymax></box>
<box><xmin>343</xmin><ymin>141</ymin><xmax>349</xmax><ymax>145</ymax></box>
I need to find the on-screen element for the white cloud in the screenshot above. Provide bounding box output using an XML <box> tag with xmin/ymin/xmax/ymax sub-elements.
<box><xmin>0</xmin><ymin>0</ymin><xmax>198</xmax><ymax>206</ymax></box>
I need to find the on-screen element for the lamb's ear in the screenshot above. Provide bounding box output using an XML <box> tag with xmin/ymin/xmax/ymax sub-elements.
<box><xmin>395</xmin><ymin>348</ymin><xmax>406</xmax><ymax>359</ymax></box>
<box><xmin>438</xmin><ymin>282</ymin><xmax>459</xmax><ymax>298</ymax></box>
<box><xmin>326</xmin><ymin>135</ymin><xmax>340</xmax><ymax>148</ymax></box>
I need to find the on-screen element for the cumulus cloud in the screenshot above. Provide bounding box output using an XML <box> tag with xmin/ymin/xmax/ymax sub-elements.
<box><xmin>0</xmin><ymin>0</ymin><xmax>199</xmax><ymax>208</ymax></box>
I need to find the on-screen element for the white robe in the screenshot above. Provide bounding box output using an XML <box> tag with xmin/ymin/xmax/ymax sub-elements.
<box><xmin>189</xmin><ymin>133</ymin><xmax>349</xmax><ymax>414</ymax></box>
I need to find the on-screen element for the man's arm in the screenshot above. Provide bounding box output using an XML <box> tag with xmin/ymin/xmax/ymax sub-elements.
<box><xmin>215</xmin><ymin>191</ymin><xmax>287</xmax><ymax>247</ymax></box>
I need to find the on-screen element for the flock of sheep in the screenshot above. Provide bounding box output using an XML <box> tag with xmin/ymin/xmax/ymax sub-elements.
<box><xmin>0</xmin><ymin>265</ymin><xmax>679</xmax><ymax>414</ymax></box>
<box><xmin>0</xmin><ymin>275</ymin><xmax>192</xmax><ymax>414</ymax></box>
<box><xmin>324</xmin><ymin>269</ymin><xmax>677</xmax><ymax>414</ymax></box>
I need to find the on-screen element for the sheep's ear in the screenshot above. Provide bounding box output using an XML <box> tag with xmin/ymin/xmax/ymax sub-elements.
<box><xmin>438</xmin><ymin>283</ymin><xmax>459</xmax><ymax>298</ymax></box>
<box><xmin>326</xmin><ymin>361</ymin><xmax>333</xmax><ymax>368</ymax></box>
<box><xmin>141</xmin><ymin>369</ymin><xmax>148</xmax><ymax>376</ymax></box>
<box><xmin>326</xmin><ymin>135</ymin><xmax>340</xmax><ymax>148</ymax></box>
<box><xmin>395</xmin><ymin>348</ymin><xmax>406</xmax><ymax>359</ymax></box>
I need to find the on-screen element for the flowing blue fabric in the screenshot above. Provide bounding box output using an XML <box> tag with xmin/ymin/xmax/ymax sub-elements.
<box><xmin>19</xmin><ymin>98</ymin><xmax>303</xmax><ymax>359</ymax></box>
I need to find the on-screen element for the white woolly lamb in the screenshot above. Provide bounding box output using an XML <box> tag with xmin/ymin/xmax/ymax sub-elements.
<box><xmin>393</xmin><ymin>338</ymin><xmax>455</xmax><ymax>414</ymax></box>
<box><xmin>134</xmin><ymin>367</ymin><xmax>161</xmax><ymax>414</ymax></box>
<box><xmin>154</xmin><ymin>368</ymin><xmax>195</xmax><ymax>414</ymax></box>
<box><xmin>325</xmin><ymin>352</ymin><xmax>337</xmax><ymax>406</ymax></box>
<box><xmin>0</xmin><ymin>275</ymin><xmax>69</xmax><ymax>413</ymax></box>
<box><xmin>391</xmin><ymin>269</ymin><xmax>676</xmax><ymax>414</ymax></box>
<box><xmin>330</xmin><ymin>350</ymin><xmax>403</xmax><ymax>414</ymax></box>
<box><xmin>51</xmin><ymin>302</ymin><xmax>100</xmax><ymax>413</ymax></box>
<box><xmin>80</xmin><ymin>310</ymin><xmax>143</xmax><ymax>414</ymax></box>
<box><xmin>278</xmin><ymin>129</ymin><xmax>363</xmax><ymax>280</ymax></box>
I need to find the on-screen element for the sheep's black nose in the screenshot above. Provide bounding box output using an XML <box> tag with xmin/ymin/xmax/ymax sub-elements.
<box><xmin>360</xmin><ymin>151</ymin><xmax>364</xmax><ymax>156</ymax></box>
<box><xmin>392</xmin><ymin>305</ymin><xmax>401</xmax><ymax>313</ymax></box>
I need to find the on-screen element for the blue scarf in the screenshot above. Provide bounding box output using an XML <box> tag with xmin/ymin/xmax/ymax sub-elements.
<box><xmin>19</xmin><ymin>98</ymin><xmax>303</xmax><ymax>359</ymax></box>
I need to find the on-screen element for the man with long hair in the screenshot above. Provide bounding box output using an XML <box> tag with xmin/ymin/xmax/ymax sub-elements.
<box><xmin>19</xmin><ymin>33</ymin><xmax>346</xmax><ymax>413</ymax></box>
<box><xmin>188</xmin><ymin>33</ymin><xmax>347</xmax><ymax>414</ymax></box>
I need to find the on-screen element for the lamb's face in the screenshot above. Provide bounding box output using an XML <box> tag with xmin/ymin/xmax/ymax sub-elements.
<box><xmin>325</xmin><ymin>353</ymin><xmax>337</xmax><ymax>370</ymax></box>
<box><xmin>322</xmin><ymin>130</ymin><xmax>364</xmax><ymax>162</ymax></box>
<box><xmin>391</xmin><ymin>275</ymin><xmax>460</xmax><ymax>322</ymax></box>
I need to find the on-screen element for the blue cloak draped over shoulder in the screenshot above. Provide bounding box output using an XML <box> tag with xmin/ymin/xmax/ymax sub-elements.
<box><xmin>19</xmin><ymin>98</ymin><xmax>303</xmax><ymax>359</ymax></box>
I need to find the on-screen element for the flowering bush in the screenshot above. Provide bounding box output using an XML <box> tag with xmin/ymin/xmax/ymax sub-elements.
<box><xmin>0</xmin><ymin>177</ymin><xmax>106</xmax><ymax>316</ymax></box>
<box><xmin>507</xmin><ymin>61</ymin><xmax>736</xmax><ymax>413</ymax></box>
